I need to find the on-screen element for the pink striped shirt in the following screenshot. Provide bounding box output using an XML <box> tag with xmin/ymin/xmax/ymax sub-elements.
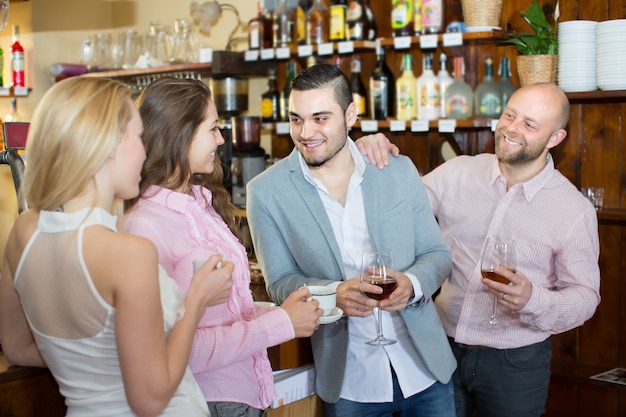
<box><xmin>423</xmin><ymin>154</ymin><xmax>600</xmax><ymax>349</ymax></box>
<box><xmin>124</xmin><ymin>185</ymin><xmax>295</xmax><ymax>409</ymax></box>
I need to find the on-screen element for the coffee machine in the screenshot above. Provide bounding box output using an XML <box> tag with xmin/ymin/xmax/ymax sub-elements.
<box><xmin>210</xmin><ymin>77</ymin><xmax>266</xmax><ymax>206</ymax></box>
<box><xmin>230</xmin><ymin>116</ymin><xmax>266</xmax><ymax>206</ymax></box>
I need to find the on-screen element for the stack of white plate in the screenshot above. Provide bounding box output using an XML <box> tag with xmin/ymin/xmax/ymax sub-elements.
<box><xmin>558</xmin><ymin>20</ymin><xmax>598</xmax><ymax>92</ymax></box>
<box><xmin>596</xmin><ymin>19</ymin><xmax>626</xmax><ymax>91</ymax></box>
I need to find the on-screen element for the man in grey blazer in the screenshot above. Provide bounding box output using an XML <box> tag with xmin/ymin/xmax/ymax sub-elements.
<box><xmin>246</xmin><ymin>64</ymin><xmax>456</xmax><ymax>417</ymax></box>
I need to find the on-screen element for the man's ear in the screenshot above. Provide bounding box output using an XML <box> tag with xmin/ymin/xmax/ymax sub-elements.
<box><xmin>345</xmin><ymin>102</ymin><xmax>357</xmax><ymax>128</ymax></box>
<box><xmin>547</xmin><ymin>128</ymin><xmax>567</xmax><ymax>149</ymax></box>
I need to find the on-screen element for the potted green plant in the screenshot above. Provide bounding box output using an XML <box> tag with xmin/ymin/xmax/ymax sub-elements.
<box><xmin>503</xmin><ymin>0</ymin><xmax>560</xmax><ymax>86</ymax></box>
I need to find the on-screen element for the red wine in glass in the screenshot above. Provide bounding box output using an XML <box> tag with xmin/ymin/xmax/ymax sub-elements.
<box><xmin>363</xmin><ymin>276</ymin><xmax>398</xmax><ymax>300</ymax></box>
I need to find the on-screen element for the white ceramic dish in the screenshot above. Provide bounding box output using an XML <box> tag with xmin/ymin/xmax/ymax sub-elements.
<box><xmin>319</xmin><ymin>307</ymin><xmax>343</xmax><ymax>325</ymax></box>
<box><xmin>464</xmin><ymin>26</ymin><xmax>501</xmax><ymax>33</ymax></box>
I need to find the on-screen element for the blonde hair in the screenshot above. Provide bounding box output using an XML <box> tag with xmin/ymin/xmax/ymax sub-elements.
<box><xmin>24</xmin><ymin>77</ymin><xmax>133</xmax><ymax>211</ymax></box>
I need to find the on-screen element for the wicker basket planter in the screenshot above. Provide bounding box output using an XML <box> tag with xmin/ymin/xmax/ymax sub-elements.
<box><xmin>461</xmin><ymin>0</ymin><xmax>503</xmax><ymax>28</ymax></box>
<box><xmin>516</xmin><ymin>54</ymin><xmax>558</xmax><ymax>87</ymax></box>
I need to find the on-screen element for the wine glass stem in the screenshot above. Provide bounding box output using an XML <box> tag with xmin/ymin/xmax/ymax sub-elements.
<box><xmin>374</xmin><ymin>307</ymin><xmax>384</xmax><ymax>339</ymax></box>
<box><xmin>490</xmin><ymin>295</ymin><xmax>498</xmax><ymax>324</ymax></box>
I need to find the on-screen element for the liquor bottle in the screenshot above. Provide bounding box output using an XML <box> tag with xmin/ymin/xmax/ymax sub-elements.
<box><xmin>5</xmin><ymin>98</ymin><xmax>21</xmax><ymax>122</ymax></box>
<box><xmin>346</xmin><ymin>0</ymin><xmax>369</xmax><ymax>41</ymax></box>
<box><xmin>306</xmin><ymin>0</ymin><xmax>329</xmax><ymax>45</ymax></box>
<box><xmin>363</xmin><ymin>0</ymin><xmax>377</xmax><ymax>40</ymax></box>
<box><xmin>0</xmin><ymin>47</ymin><xmax>4</xmax><ymax>87</ymax></box>
<box><xmin>350</xmin><ymin>55</ymin><xmax>367</xmax><ymax>117</ymax></box>
<box><xmin>296</xmin><ymin>0</ymin><xmax>312</xmax><ymax>45</ymax></box>
<box><xmin>474</xmin><ymin>56</ymin><xmax>502</xmax><ymax>118</ymax></box>
<box><xmin>391</xmin><ymin>0</ymin><xmax>414</xmax><ymax>37</ymax></box>
<box><xmin>280</xmin><ymin>61</ymin><xmax>297</xmax><ymax>120</ymax></box>
<box><xmin>422</xmin><ymin>0</ymin><xmax>443</xmax><ymax>34</ymax></box>
<box><xmin>417</xmin><ymin>53</ymin><xmax>440</xmax><ymax>121</ymax></box>
<box><xmin>260</xmin><ymin>0</ymin><xmax>274</xmax><ymax>49</ymax></box>
<box><xmin>248</xmin><ymin>2</ymin><xmax>263</xmax><ymax>50</ymax></box>
<box><xmin>329</xmin><ymin>0</ymin><xmax>347</xmax><ymax>42</ymax></box>
<box><xmin>261</xmin><ymin>67</ymin><xmax>280</xmax><ymax>123</ymax></box>
<box><xmin>498</xmin><ymin>57</ymin><xmax>517</xmax><ymax>107</ymax></box>
<box><xmin>396</xmin><ymin>54</ymin><xmax>417</xmax><ymax>121</ymax></box>
<box><xmin>11</xmin><ymin>25</ymin><xmax>25</xmax><ymax>87</ymax></box>
<box><xmin>413</xmin><ymin>0</ymin><xmax>423</xmax><ymax>35</ymax></box>
<box><xmin>445</xmin><ymin>56</ymin><xmax>473</xmax><ymax>119</ymax></box>
<box><xmin>369</xmin><ymin>39</ymin><xmax>395</xmax><ymax>120</ymax></box>
<box><xmin>273</xmin><ymin>0</ymin><xmax>295</xmax><ymax>47</ymax></box>
<box><xmin>437</xmin><ymin>53</ymin><xmax>453</xmax><ymax>118</ymax></box>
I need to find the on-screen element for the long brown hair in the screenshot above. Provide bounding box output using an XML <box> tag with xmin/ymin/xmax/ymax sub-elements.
<box><xmin>125</xmin><ymin>77</ymin><xmax>237</xmax><ymax>233</ymax></box>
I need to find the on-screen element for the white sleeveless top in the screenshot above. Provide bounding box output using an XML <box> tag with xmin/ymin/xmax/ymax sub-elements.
<box><xmin>13</xmin><ymin>207</ymin><xmax>208</xmax><ymax>416</ymax></box>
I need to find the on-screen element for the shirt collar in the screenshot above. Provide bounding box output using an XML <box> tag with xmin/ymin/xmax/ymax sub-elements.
<box><xmin>297</xmin><ymin>138</ymin><xmax>365</xmax><ymax>186</ymax></box>
<box><xmin>489</xmin><ymin>153</ymin><xmax>556</xmax><ymax>201</ymax></box>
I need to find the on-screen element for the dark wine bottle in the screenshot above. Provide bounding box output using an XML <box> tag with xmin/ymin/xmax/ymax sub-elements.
<box><xmin>369</xmin><ymin>40</ymin><xmax>395</xmax><ymax>120</ymax></box>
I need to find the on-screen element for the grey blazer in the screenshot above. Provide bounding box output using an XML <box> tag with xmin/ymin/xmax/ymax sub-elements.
<box><xmin>246</xmin><ymin>146</ymin><xmax>456</xmax><ymax>403</ymax></box>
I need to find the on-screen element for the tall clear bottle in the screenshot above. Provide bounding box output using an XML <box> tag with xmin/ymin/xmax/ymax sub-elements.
<box><xmin>498</xmin><ymin>57</ymin><xmax>517</xmax><ymax>108</ymax></box>
<box><xmin>417</xmin><ymin>53</ymin><xmax>440</xmax><ymax>121</ymax></box>
<box><xmin>350</xmin><ymin>55</ymin><xmax>367</xmax><ymax>117</ymax></box>
<box><xmin>306</xmin><ymin>0</ymin><xmax>329</xmax><ymax>45</ymax></box>
<box><xmin>329</xmin><ymin>0</ymin><xmax>347</xmax><ymax>42</ymax></box>
<box><xmin>369</xmin><ymin>39</ymin><xmax>395</xmax><ymax>120</ymax></box>
<box><xmin>391</xmin><ymin>0</ymin><xmax>414</xmax><ymax>37</ymax></box>
<box><xmin>10</xmin><ymin>25</ymin><xmax>24</xmax><ymax>87</ymax></box>
<box><xmin>445</xmin><ymin>56</ymin><xmax>473</xmax><ymax>119</ymax></box>
<box><xmin>474</xmin><ymin>56</ymin><xmax>502</xmax><ymax>118</ymax></box>
<box><xmin>396</xmin><ymin>54</ymin><xmax>417</xmax><ymax>121</ymax></box>
<box><xmin>273</xmin><ymin>0</ymin><xmax>295</xmax><ymax>47</ymax></box>
<box><xmin>437</xmin><ymin>53</ymin><xmax>453</xmax><ymax>118</ymax></box>
<box><xmin>280</xmin><ymin>61</ymin><xmax>297</xmax><ymax>121</ymax></box>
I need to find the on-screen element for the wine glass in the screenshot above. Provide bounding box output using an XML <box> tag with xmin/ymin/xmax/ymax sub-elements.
<box><xmin>0</xmin><ymin>1</ymin><xmax>8</xmax><ymax>32</ymax></box>
<box><xmin>480</xmin><ymin>237</ymin><xmax>516</xmax><ymax>329</ymax></box>
<box><xmin>360</xmin><ymin>249</ymin><xmax>398</xmax><ymax>346</ymax></box>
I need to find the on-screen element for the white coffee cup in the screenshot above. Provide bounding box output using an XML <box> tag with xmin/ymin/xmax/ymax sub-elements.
<box><xmin>307</xmin><ymin>285</ymin><xmax>336</xmax><ymax>316</ymax></box>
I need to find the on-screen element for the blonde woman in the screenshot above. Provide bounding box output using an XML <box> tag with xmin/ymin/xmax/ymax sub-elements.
<box><xmin>0</xmin><ymin>77</ymin><xmax>232</xmax><ymax>416</ymax></box>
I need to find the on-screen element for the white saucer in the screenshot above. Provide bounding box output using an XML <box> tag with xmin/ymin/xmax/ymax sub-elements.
<box><xmin>319</xmin><ymin>307</ymin><xmax>343</xmax><ymax>325</ymax></box>
<box><xmin>465</xmin><ymin>26</ymin><xmax>501</xmax><ymax>33</ymax></box>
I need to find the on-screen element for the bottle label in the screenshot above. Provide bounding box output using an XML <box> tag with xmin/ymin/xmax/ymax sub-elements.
<box><xmin>422</xmin><ymin>0</ymin><xmax>442</xmax><ymax>31</ymax></box>
<box><xmin>353</xmin><ymin>93</ymin><xmax>366</xmax><ymax>116</ymax></box>
<box><xmin>370</xmin><ymin>79</ymin><xmax>389</xmax><ymax>119</ymax></box>
<box><xmin>249</xmin><ymin>21</ymin><xmax>261</xmax><ymax>49</ymax></box>
<box><xmin>478</xmin><ymin>93</ymin><xmax>502</xmax><ymax>116</ymax></box>
<box><xmin>347</xmin><ymin>1</ymin><xmax>363</xmax><ymax>21</ymax></box>
<box><xmin>330</xmin><ymin>6</ymin><xmax>346</xmax><ymax>40</ymax></box>
<box><xmin>308</xmin><ymin>17</ymin><xmax>325</xmax><ymax>44</ymax></box>
<box><xmin>397</xmin><ymin>83</ymin><xmax>415</xmax><ymax>120</ymax></box>
<box><xmin>391</xmin><ymin>0</ymin><xmax>413</xmax><ymax>30</ymax></box>
<box><xmin>447</xmin><ymin>94</ymin><xmax>469</xmax><ymax>115</ymax></box>
<box><xmin>261</xmin><ymin>98</ymin><xmax>275</xmax><ymax>118</ymax></box>
<box><xmin>420</xmin><ymin>83</ymin><xmax>440</xmax><ymax>108</ymax></box>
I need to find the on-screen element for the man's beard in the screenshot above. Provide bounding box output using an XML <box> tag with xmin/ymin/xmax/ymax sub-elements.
<box><xmin>302</xmin><ymin>123</ymin><xmax>348</xmax><ymax>168</ymax></box>
<box><xmin>495</xmin><ymin>130</ymin><xmax>547</xmax><ymax>165</ymax></box>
